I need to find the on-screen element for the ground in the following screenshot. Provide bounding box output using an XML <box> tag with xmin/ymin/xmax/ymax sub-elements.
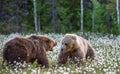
<box><xmin>0</xmin><ymin>33</ymin><xmax>120</xmax><ymax>74</ymax></box>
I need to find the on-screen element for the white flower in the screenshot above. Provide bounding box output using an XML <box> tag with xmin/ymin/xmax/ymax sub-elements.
<box><xmin>63</xmin><ymin>72</ymin><xmax>69</xmax><ymax>74</ymax></box>
<box><xmin>45</xmin><ymin>72</ymin><xmax>51</xmax><ymax>74</ymax></box>
<box><xmin>23</xmin><ymin>72</ymin><xmax>26</xmax><ymax>74</ymax></box>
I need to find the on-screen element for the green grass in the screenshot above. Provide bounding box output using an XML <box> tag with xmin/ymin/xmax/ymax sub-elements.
<box><xmin>0</xmin><ymin>33</ymin><xmax>120</xmax><ymax>74</ymax></box>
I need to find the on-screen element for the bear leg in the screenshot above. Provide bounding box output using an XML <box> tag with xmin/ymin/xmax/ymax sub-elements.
<box><xmin>86</xmin><ymin>45</ymin><xmax>96</xmax><ymax>60</ymax></box>
<box><xmin>71</xmin><ymin>50</ymin><xmax>86</xmax><ymax>64</ymax></box>
<box><xmin>57</xmin><ymin>51</ymin><xmax>68</xmax><ymax>64</ymax></box>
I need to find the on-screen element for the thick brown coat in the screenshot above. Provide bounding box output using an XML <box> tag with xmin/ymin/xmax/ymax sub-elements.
<box><xmin>2</xmin><ymin>35</ymin><xmax>56</xmax><ymax>67</ymax></box>
<box><xmin>57</xmin><ymin>34</ymin><xmax>96</xmax><ymax>64</ymax></box>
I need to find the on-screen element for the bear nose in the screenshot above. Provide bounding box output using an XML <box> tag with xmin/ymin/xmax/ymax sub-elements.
<box><xmin>54</xmin><ymin>42</ymin><xmax>57</xmax><ymax>46</ymax></box>
<box><xmin>61</xmin><ymin>48</ymin><xmax>63</xmax><ymax>51</ymax></box>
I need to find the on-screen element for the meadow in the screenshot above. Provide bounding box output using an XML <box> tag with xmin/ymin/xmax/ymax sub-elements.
<box><xmin>0</xmin><ymin>33</ymin><xmax>120</xmax><ymax>74</ymax></box>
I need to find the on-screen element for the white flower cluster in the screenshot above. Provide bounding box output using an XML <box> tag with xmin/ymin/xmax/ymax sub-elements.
<box><xmin>0</xmin><ymin>33</ymin><xmax>119</xmax><ymax>74</ymax></box>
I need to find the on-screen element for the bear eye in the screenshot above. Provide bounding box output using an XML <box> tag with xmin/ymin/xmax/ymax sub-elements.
<box><xmin>65</xmin><ymin>43</ymin><xmax>68</xmax><ymax>46</ymax></box>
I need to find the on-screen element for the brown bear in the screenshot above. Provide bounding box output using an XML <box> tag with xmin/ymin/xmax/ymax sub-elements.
<box><xmin>57</xmin><ymin>34</ymin><xmax>96</xmax><ymax>65</ymax></box>
<box><xmin>2</xmin><ymin>35</ymin><xmax>57</xmax><ymax>68</ymax></box>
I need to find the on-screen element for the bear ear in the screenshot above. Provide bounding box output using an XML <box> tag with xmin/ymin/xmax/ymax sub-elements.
<box><xmin>44</xmin><ymin>37</ymin><xmax>50</xmax><ymax>42</ymax></box>
<box><xmin>71</xmin><ymin>35</ymin><xmax>76</xmax><ymax>40</ymax></box>
<box><xmin>46</xmin><ymin>39</ymin><xmax>50</xmax><ymax>43</ymax></box>
<box><xmin>29</xmin><ymin>35</ymin><xmax>39</xmax><ymax>40</ymax></box>
<box><xmin>65</xmin><ymin>34</ymin><xmax>77</xmax><ymax>40</ymax></box>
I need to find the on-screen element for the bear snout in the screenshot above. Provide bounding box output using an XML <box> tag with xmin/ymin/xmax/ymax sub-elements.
<box><xmin>61</xmin><ymin>48</ymin><xmax>68</xmax><ymax>54</ymax></box>
<box><xmin>54</xmin><ymin>42</ymin><xmax>57</xmax><ymax>46</ymax></box>
<box><xmin>61</xmin><ymin>48</ymin><xmax>63</xmax><ymax>51</ymax></box>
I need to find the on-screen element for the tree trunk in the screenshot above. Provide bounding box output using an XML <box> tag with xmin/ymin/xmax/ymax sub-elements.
<box><xmin>92</xmin><ymin>6</ymin><xmax>95</xmax><ymax>32</ymax></box>
<box><xmin>116</xmin><ymin>0</ymin><xmax>120</xmax><ymax>32</ymax></box>
<box><xmin>116</xmin><ymin>0</ymin><xmax>120</xmax><ymax>24</ymax></box>
<box><xmin>80</xmin><ymin>0</ymin><xmax>83</xmax><ymax>32</ymax></box>
<box><xmin>0</xmin><ymin>0</ymin><xmax>3</xmax><ymax>10</ymax></box>
<box><xmin>34</xmin><ymin>0</ymin><xmax>40</xmax><ymax>33</ymax></box>
<box><xmin>51</xmin><ymin>0</ymin><xmax>57</xmax><ymax>32</ymax></box>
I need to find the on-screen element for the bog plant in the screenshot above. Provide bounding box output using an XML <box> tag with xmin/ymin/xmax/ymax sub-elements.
<box><xmin>0</xmin><ymin>33</ymin><xmax>120</xmax><ymax>74</ymax></box>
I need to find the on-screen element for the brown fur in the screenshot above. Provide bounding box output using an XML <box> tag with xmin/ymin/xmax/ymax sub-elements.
<box><xmin>57</xmin><ymin>34</ymin><xmax>96</xmax><ymax>65</ymax></box>
<box><xmin>2</xmin><ymin>35</ymin><xmax>57</xmax><ymax>68</ymax></box>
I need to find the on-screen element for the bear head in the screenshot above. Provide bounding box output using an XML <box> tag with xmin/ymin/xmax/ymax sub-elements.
<box><xmin>29</xmin><ymin>35</ymin><xmax>57</xmax><ymax>51</ymax></box>
<box><xmin>61</xmin><ymin>34</ymin><xmax>79</xmax><ymax>53</ymax></box>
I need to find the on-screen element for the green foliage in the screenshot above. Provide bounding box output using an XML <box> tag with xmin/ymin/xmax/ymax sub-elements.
<box><xmin>0</xmin><ymin>0</ymin><xmax>119</xmax><ymax>34</ymax></box>
<box><xmin>91</xmin><ymin>0</ymin><xmax>119</xmax><ymax>34</ymax></box>
<box><xmin>57</xmin><ymin>0</ymin><xmax>81</xmax><ymax>33</ymax></box>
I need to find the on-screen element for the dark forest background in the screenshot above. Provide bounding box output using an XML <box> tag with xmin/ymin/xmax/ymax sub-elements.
<box><xmin>0</xmin><ymin>0</ymin><xmax>120</xmax><ymax>34</ymax></box>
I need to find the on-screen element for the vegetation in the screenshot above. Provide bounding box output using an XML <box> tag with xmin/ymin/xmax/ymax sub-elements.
<box><xmin>0</xmin><ymin>1</ymin><xmax>119</xmax><ymax>73</ymax></box>
<box><xmin>0</xmin><ymin>33</ymin><xmax>120</xmax><ymax>74</ymax></box>
<box><xmin>0</xmin><ymin>0</ymin><xmax>120</xmax><ymax>34</ymax></box>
